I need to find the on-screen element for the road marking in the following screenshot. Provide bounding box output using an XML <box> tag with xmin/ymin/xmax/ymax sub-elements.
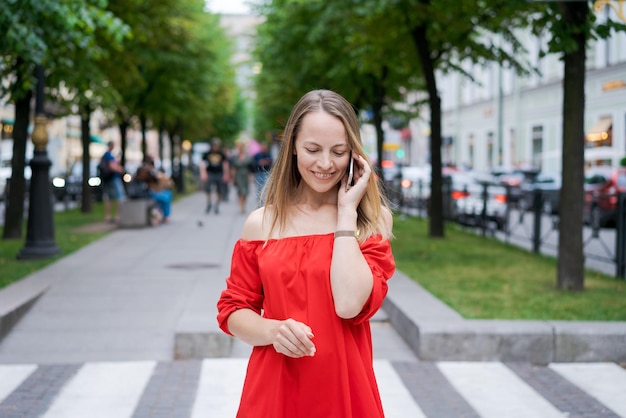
<box><xmin>374</xmin><ymin>360</ymin><xmax>426</xmax><ymax>417</ymax></box>
<box><xmin>550</xmin><ymin>362</ymin><xmax>626</xmax><ymax>417</ymax></box>
<box><xmin>41</xmin><ymin>361</ymin><xmax>156</xmax><ymax>418</ymax></box>
<box><xmin>438</xmin><ymin>362</ymin><xmax>565</xmax><ymax>418</ymax></box>
<box><xmin>191</xmin><ymin>358</ymin><xmax>248</xmax><ymax>418</ymax></box>
<box><xmin>0</xmin><ymin>364</ymin><xmax>36</xmax><ymax>403</ymax></box>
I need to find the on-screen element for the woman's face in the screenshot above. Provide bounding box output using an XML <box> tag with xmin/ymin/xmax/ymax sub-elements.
<box><xmin>294</xmin><ymin>110</ymin><xmax>350</xmax><ymax>193</ymax></box>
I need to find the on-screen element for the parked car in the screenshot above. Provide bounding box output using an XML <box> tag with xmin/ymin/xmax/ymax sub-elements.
<box><xmin>495</xmin><ymin>168</ymin><xmax>540</xmax><ymax>206</ymax></box>
<box><xmin>52</xmin><ymin>160</ymin><xmax>103</xmax><ymax>202</ymax></box>
<box><xmin>583</xmin><ymin>166</ymin><xmax>626</xmax><ymax>228</ymax></box>
<box><xmin>451</xmin><ymin>172</ymin><xmax>508</xmax><ymax>230</ymax></box>
<box><xmin>517</xmin><ymin>172</ymin><xmax>562</xmax><ymax>215</ymax></box>
<box><xmin>400</xmin><ymin>165</ymin><xmax>432</xmax><ymax>209</ymax></box>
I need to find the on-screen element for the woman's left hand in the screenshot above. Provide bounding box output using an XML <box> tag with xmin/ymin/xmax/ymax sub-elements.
<box><xmin>338</xmin><ymin>153</ymin><xmax>370</xmax><ymax>209</ymax></box>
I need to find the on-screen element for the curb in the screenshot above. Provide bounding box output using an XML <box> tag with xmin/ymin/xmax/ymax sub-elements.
<box><xmin>0</xmin><ymin>272</ymin><xmax>55</xmax><ymax>342</ymax></box>
<box><xmin>384</xmin><ymin>271</ymin><xmax>626</xmax><ymax>363</ymax></box>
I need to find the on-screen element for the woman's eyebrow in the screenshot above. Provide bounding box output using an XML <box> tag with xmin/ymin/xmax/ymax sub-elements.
<box><xmin>301</xmin><ymin>141</ymin><xmax>349</xmax><ymax>148</ymax></box>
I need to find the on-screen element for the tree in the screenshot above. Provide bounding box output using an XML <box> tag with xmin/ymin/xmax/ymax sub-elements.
<box><xmin>532</xmin><ymin>1</ymin><xmax>626</xmax><ymax>290</ymax></box>
<box><xmin>105</xmin><ymin>0</ymin><xmax>237</xmax><ymax>173</ymax></box>
<box><xmin>252</xmin><ymin>0</ymin><xmax>423</xmax><ymax>177</ymax></box>
<box><xmin>0</xmin><ymin>0</ymin><xmax>124</xmax><ymax>238</ymax></box>
<box><xmin>396</xmin><ymin>0</ymin><xmax>541</xmax><ymax>237</ymax></box>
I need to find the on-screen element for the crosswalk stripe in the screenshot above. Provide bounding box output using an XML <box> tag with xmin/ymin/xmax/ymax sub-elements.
<box><xmin>438</xmin><ymin>362</ymin><xmax>565</xmax><ymax>418</ymax></box>
<box><xmin>41</xmin><ymin>361</ymin><xmax>156</xmax><ymax>418</ymax></box>
<box><xmin>374</xmin><ymin>360</ymin><xmax>426</xmax><ymax>418</ymax></box>
<box><xmin>189</xmin><ymin>358</ymin><xmax>425</xmax><ymax>417</ymax></box>
<box><xmin>550</xmin><ymin>362</ymin><xmax>626</xmax><ymax>417</ymax></box>
<box><xmin>0</xmin><ymin>364</ymin><xmax>36</xmax><ymax>403</ymax></box>
<box><xmin>191</xmin><ymin>358</ymin><xmax>248</xmax><ymax>417</ymax></box>
<box><xmin>1</xmin><ymin>359</ymin><xmax>625</xmax><ymax>417</ymax></box>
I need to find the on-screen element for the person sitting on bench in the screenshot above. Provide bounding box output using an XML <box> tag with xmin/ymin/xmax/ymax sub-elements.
<box><xmin>135</xmin><ymin>156</ymin><xmax>174</xmax><ymax>223</ymax></box>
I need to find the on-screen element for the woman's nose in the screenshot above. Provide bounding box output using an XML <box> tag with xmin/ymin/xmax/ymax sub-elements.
<box><xmin>317</xmin><ymin>154</ymin><xmax>333</xmax><ymax>170</ymax></box>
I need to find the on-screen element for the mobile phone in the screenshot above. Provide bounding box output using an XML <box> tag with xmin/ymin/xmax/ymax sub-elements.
<box><xmin>346</xmin><ymin>154</ymin><xmax>354</xmax><ymax>192</ymax></box>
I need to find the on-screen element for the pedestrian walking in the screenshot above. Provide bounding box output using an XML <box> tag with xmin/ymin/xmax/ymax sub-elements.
<box><xmin>200</xmin><ymin>137</ymin><xmax>229</xmax><ymax>214</ymax></box>
<box><xmin>217</xmin><ymin>89</ymin><xmax>395</xmax><ymax>417</ymax></box>
<box><xmin>99</xmin><ymin>141</ymin><xmax>125</xmax><ymax>223</ymax></box>
<box><xmin>230</xmin><ymin>140</ymin><xmax>254</xmax><ymax>214</ymax></box>
<box><xmin>252</xmin><ymin>140</ymin><xmax>272</xmax><ymax>206</ymax></box>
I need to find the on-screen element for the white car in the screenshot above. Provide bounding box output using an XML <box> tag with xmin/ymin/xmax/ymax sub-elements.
<box><xmin>400</xmin><ymin>165</ymin><xmax>431</xmax><ymax>209</ymax></box>
<box><xmin>451</xmin><ymin>172</ymin><xmax>508</xmax><ymax>230</ymax></box>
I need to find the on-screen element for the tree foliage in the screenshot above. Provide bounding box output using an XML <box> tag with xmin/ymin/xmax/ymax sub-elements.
<box><xmin>252</xmin><ymin>0</ymin><xmax>541</xmax><ymax>237</ymax></box>
<box><xmin>252</xmin><ymin>0</ymin><xmax>423</xmax><ymax>177</ymax></box>
<box><xmin>0</xmin><ymin>0</ymin><xmax>125</xmax><ymax>239</ymax></box>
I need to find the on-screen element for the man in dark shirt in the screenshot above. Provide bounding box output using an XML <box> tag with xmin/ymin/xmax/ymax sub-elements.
<box><xmin>200</xmin><ymin>138</ymin><xmax>229</xmax><ymax>214</ymax></box>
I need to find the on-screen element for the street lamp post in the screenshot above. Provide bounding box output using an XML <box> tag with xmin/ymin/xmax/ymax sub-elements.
<box><xmin>17</xmin><ymin>65</ymin><xmax>60</xmax><ymax>259</ymax></box>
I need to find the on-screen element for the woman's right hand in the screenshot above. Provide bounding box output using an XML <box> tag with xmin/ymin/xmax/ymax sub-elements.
<box><xmin>272</xmin><ymin>318</ymin><xmax>316</xmax><ymax>358</ymax></box>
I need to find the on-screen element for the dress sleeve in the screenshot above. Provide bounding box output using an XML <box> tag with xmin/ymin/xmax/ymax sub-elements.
<box><xmin>216</xmin><ymin>240</ymin><xmax>264</xmax><ymax>335</ymax></box>
<box><xmin>350</xmin><ymin>235</ymin><xmax>396</xmax><ymax>324</ymax></box>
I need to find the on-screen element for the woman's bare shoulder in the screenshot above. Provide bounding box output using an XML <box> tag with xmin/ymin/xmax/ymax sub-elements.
<box><xmin>241</xmin><ymin>207</ymin><xmax>271</xmax><ymax>240</ymax></box>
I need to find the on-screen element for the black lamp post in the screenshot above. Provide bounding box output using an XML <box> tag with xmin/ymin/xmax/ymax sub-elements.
<box><xmin>17</xmin><ymin>65</ymin><xmax>60</xmax><ymax>259</ymax></box>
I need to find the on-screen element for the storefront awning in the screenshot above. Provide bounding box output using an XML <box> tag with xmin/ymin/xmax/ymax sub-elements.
<box><xmin>586</xmin><ymin>118</ymin><xmax>612</xmax><ymax>142</ymax></box>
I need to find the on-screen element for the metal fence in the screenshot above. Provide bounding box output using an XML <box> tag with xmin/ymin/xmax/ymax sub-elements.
<box><xmin>389</xmin><ymin>181</ymin><xmax>626</xmax><ymax>280</ymax></box>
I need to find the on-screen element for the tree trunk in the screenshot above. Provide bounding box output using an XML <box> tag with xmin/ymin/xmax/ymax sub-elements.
<box><xmin>411</xmin><ymin>18</ymin><xmax>444</xmax><ymax>238</ymax></box>
<box><xmin>2</xmin><ymin>87</ymin><xmax>31</xmax><ymax>240</ymax></box>
<box><xmin>119</xmin><ymin>121</ymin><xmax>128</xmax><ymax>168</ymax></box>
<box><xmin>557</xmin><ymin>2</ymin><xmax>588</xmax><ymax>291</ymax></box>
<box><xmin>372</xmin><ymin>90</ymin><xmax>385</xmax><ymax>178</ymax></box>
<box><xmin>80</xmin><ymin>105</ymin><xmax>93</xmax><ymax>213</ymax></box>
<box><xmin>158</xmin><ymin>119</ymin><xmax>165</xmax><ymax>169</ymax></box>
<box><xmin>140</xmin><ymin>113</ymin><xmax>147</xmax><ymax>160</ymax></box>
<box><xmin>372</xmin><ymin>68</ymin><xmax>388</xmax><ymax>177</ymax></box>
<box><xmin>177</xmin><ymin>122</ymin><xmax>185</xmax><ymax>193</ymax></box>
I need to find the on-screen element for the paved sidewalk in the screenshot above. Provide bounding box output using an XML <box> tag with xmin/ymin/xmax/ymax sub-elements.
<box><xmin>0</xmin><ymin>192</ymin><xmax>417</xmax><ymax>364</ymax></box>
<box><xmin>2</xmin><ymin>192</ymin><xmax>626</xmax><ymax>417</ymax></box>
<box><xmin>0</xmin><ymin>191</ymin><xmax>625</xmax><ymax>365</ymax></box>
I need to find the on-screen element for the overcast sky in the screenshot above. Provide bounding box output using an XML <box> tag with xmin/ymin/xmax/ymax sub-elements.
<box><xmin>205</xmin><ymin>0</ymin><xmax>251</xmax><ymax>14</ymax></box>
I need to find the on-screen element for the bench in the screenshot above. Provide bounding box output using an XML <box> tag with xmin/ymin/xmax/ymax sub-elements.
<box><xmin>118</xmin><ymin>198</ymin><xmax>161</xmax><ymax>227</ymax></box>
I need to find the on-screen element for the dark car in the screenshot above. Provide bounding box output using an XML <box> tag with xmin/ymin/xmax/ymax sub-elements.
<box><xmin>583</xmin><ymin>166</ymin><xmax>626</xmax><ymax>228</ymax></box>
<box><xmin>496</xmin><ymin>168</ymin><xmax>540</xmax><ymax>206</ymax></box>
<box><xmin>517</xmin><ymin>172</ymin><xmax>562</xmax><ymax>215</ymax></box>
<box><xmin>52</xmin><ymin>160</ymin><xmax>103</xmax><ymax>202</ymax></box>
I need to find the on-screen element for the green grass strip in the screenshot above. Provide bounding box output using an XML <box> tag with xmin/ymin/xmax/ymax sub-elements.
<box><xmin>393</xmin><ymin>215</ymin><xmax>626</xmax><ymax>321</ymax></box>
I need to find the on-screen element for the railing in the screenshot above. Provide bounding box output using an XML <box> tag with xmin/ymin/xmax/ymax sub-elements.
<box><xmin>392</xmin><ymin>181</ymin><xmax>626</xmax><ymax>280</ymax></box>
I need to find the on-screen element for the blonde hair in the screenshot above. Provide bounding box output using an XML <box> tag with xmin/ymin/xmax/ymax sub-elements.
<box><xmin>263</xmin><ymin>89</ymin><xmax>390</xmax><ymax>240</ymax></box>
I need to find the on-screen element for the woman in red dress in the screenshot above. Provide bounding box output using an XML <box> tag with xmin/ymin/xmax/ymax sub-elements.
<box><xmin>217</xmin><ymin>89</ymin><xmax>395</xmax><ymax>417</ymax></box>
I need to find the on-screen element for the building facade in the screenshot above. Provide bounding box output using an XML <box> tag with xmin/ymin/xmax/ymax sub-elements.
<box><xmin>404</xmin><ymin>6</ymin><xmax>626</xmax><ymax>175</ymax></box>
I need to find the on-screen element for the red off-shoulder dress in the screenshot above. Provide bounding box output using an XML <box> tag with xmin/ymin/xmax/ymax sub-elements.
<box><xmin>217</xmin><ymin>233</ymin><xmax>395</xmax><ymax>418</ymax></box>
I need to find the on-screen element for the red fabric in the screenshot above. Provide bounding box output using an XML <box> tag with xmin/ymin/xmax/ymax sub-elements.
<box><xmin>217</xmin><ymin>233</ymin><xmax>396</xmax><ymax>418</ymax></box>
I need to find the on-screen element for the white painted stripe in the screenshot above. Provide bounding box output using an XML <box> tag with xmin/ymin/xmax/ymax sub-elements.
<box><xmin>0</xmin><ymin>364</ymin><xmax>37</xmax><ymax>403</ymax></box>
<box><xmin>374</xmin><ymin>360</ymin><xmax>426</xmax><ymax>418</ymax></box>
<box><xmin>550</xmin><ymin>362</ymin><xmax>626</xmax><ymax>417</ymax></box>
<box><xmin>438</xmin><ymin>362</ymin><xmax>565</xmax><ymax>418</ymax></box>
<box><xmin>191</xmin><ymin>358</ymin><xmax>248</xmax><ymax>418</ymax></box>
<box><xmin>41</xmin><ymin>361</ymin><xmax>156</xmax><ymax>418</ymax></box>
